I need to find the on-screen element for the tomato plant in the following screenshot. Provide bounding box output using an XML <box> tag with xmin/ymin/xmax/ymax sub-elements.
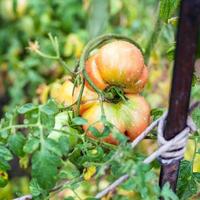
<box><xmin>1</xmin><ymin>0</ymin><xmax>200</xmax><ymax>200</ymax></box>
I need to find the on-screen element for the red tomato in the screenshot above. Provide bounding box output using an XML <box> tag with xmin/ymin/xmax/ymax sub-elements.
<box><xmin>85</xmin><ymin>40</ymin><xmax>148</xmax><ymax>94</ymax></box>
<box><xmin>81</xmin><ymin>94</ymin><xmax>150</xmax><ymax>144</ymax></box>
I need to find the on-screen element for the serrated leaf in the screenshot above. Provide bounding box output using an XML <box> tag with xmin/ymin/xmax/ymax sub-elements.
<box><xmin>40</xmin><ymin>99</ymin><xmax>58</xmax><ymax>115</ymax></box>
<box><xmin>58</xmin><ymin>135</ymin><xmax>69</xmax><ymax>155</ymax></box>
<box><xmin>193</xmin><ymin>172</ymin><xmax>200</xmax><ymax>183</ymax></box>
<box><xmin>8</xmin><ymin>132</ymin><xmax>26</xmax><ymax>157</ymax></box>
<box><xmin>45</xmin><ymin>138</ymin><xmax>62</xmax><ymax>157</ymax></box>
<box><xmin>29</xmin><ymin>178</ymin><xmax>44</xmax><ymax>197</ymax></box>
<box><xmin>177</xmin><ymin>160</ymin><xmax>195</xmax><ymax>199</ymax></box>
<box><xmin>159</xmin><ymin>0</ymin><xmax>180</xmax><ymax>22</ymax></box>
<box><xmin>23</xmin><ymin>137</ymin><xmax>40</xmax><ymax>154</ymax></box>
<box><xmin>40</xmin><ymin>112</ymin><xmax>55</xmax><ymax>130</ymax></box>
<box><xmin>72</xmin><ymin>117</ymin><xmax>87</xmax><ymax>125</ymax></box>
<box><xmin>121</xmin><ymin>178</ymin><xmax>136</xmax><ymax>190</ymax></box>
<box><xmin>181</xmin><ymin>178</ymin><xmax>197</xmax><ymax>200</ymax></box>
<box><xmin>161</xmin><ymin>182</ymin><xmax>179</xmax><ymax>200</ymax></box>
<box><xmin>0</xmin><ymin>158</ymin><xmax>10</xmax><ymax>171</ymax></box>
<box><xmin>0</xmin><ymin>144</ymin><xmax>13</xmax><ymax>161</ymax></box>
<box><xmin>31</xmin><ymin>148</ymin><xmax>61</xmax><ymax>190</ymax></box>
<box><xmin>18</xmin><ymin>103</ymin><xmax>38</xmax><ymax>114</ymax></box>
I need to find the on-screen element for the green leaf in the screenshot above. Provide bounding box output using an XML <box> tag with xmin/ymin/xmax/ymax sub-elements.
<box><xmin>177</xmin><ymin>160</ymin><xmax>196</xmax><ymax>199</ymax></box>
<box><xmin>18</xmin><ymin>103</ymin><xmax>38</xmax><ymax>114</ymax></box>
<box><xmin>192</xmin><ymin>108</ymin><xmax>200</xmax><ymax>129</ymax></box>
<box><xmin>121</xmin><ymin>178</ymin><xmax>136</xmax><ymax>190</ymax></box>
<box><xmin>193</xmin><ymin>172</ymin><xmax>200</xmax><ymax>183</ymax></box>
<box><xmin>40</xmin><ymin>112</ymin><xmax>55</xmax><ymax>130</ymax></box>
<box><xmin>8</xmin><ymin>132</ymin><xmax>26</xmax><ymax>157</ymax></box>
<box><xmin>166</xmin><ymin>44</ymin><xmax>175</xmax><ymax>61</ymax></box>
<box><xmin>0</xmin><ymin>144</ymin><xmax>13</xmax><ymax>161</ymax></box>
<box><xmin>112</xmin><ymin>128</ymin><xmax>128</xmax><ymax>144</ymax></box>
<box><xmin>0</xmin><ymin>129</ymin><xmax>9</xmax><ymax>139</ymax></box>
<box><xmin>102</xmin><ymin>125</ymin><xmax>111</xmax><ymax>138</ymax></box>
<box><xmin>29</xmin><ymin>178</ymin><xmax>44</xmax><ymax>197</ymax></box>
<box><xmin>40</xmin><ymin>99</ymin><xmax>58</xmax><ymax>115</ymax></box>
<box><xmin>45</xmin><ymin>138</ymin><xmax>62</xmax><ymax>157</ymax></box>
<box><xmin>0</xmin><ymin>158</ymin><xmax>10</xmax><ymax>171</ymax></box>
<box><xmin>64</xmin><ymin>197</ymin><xmax>75</xmax><ymax>200</ymax></box>
<box><xmin>31</xmin><ymin>148</ymin><xmax>61</xmax><ymax>190</ymax></box>
<box><xmin>23</xmin><ymin>137</ymin><xmax>40</xmax><ymax>154</ymax></box>
<box><xmin>59</xmin><ymin>160</ymin><xmax>80</xmax><ymax>180</ymax></box>
<box><xmin>161</xmin><ymin>182</ymin><xmax>179</xmax><ymax>200</ymax></box>
<box><xmin>192</xmin><ymin>84</ymin><xmax>200</xmax><ymax>100</ymax></box>
<box><xmin>58</xmin><ymin>135</ymin><xmax>69</xmax><ymax>155</ymax></box>
<box><xmin>151</xmin><ymin>108</ymin><xmax>164</xmax><ymax>121</ymax></box>
<box><xmin>87</xmin><ymin>0</ymin><xmax>109</xmax><ymax>38</ymax></box>
<box><xmin>71</xmin><ymin>117</ymin><xmax>87</xmax><ymax>125</ymax></box>
<box><xmin>85</xmin><ymin>198</ymin><xmax>98</xmax><ymax>200</ymax></box>
<box><xmin>159</xmin><ymin>0</ymin><xmax>180</xmax><ymax>22</ymax></box>
<box><xmin>88</xmin><ymin>126</ymin><xmax>102</xmax><ymax>138</ymax></box>
<box><xmin>181</xmin><ymin>178</ymin><xmax>197</xmax><ymax>200</ymax></box>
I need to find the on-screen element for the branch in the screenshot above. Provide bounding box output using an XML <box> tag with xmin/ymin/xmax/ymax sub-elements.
<box><xmin>14</xmin><ymin>195</ymin><xmax>32</xmax><ymax>200</ymax></box>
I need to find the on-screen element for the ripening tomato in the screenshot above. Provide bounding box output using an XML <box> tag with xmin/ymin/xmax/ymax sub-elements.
<box><xmin>81</xmin><ymin>94</ymin><xmax>150</xmax><ymax>144</ymax></box>
<box><xmin>37</xmin><ymin>76</ymin><xmax>98</xmax><ymax>113</ymax></box>
<box><xmin>85</xmin><ymin>40</ymin><xmax>148</xmax><ymax>94</ymax></box>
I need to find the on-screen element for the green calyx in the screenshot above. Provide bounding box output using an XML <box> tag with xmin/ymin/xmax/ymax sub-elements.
<box><xmin>103</xmin><ymin>86</ymin><xmax>127</xmax><ymax>103</ymax></box>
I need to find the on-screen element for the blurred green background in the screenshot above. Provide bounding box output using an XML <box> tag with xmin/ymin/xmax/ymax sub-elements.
<box><xmin>0</xmin><ymin>0</ymin><xmax>187</xmax><ymax>199</ymax></box>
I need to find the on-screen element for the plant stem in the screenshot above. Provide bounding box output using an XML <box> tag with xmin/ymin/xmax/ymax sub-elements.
<box><xmin>76</xmin><ymin>78</ymin><xmax>85</xmax><ymax>116</ymax></box>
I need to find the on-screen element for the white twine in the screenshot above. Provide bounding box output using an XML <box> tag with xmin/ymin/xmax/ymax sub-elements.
<box><xmin>157</xmin><ymin>113</ymin><xmax>196</xmax><ymax>164</ymax></box>
<box><xmin>95</xmin><ymin>112</ymin><xmax>197</xmax><ymax>198</ymax></box>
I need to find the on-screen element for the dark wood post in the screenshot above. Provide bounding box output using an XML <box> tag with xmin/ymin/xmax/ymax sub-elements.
<box><xmin>159</xmin><ymin>0</ymin><xmax>200</xmax><ymax>191</ymax></box>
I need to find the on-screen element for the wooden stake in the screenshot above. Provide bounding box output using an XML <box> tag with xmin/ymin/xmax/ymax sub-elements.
<box><xmin>159</xmin><ymin>0</ymin><xmax>200</xmax><ymax>192</ymax></box>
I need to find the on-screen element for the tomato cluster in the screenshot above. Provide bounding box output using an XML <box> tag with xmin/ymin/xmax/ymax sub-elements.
<box><xmin>39</xmin><ymin>40</ymin><xmax>150</xmax><ymax>144</ymax></box>
<box><xmin>81</xmin><ymin>40</ymin><xmax>150</xmax><ymax>144</ymax></box>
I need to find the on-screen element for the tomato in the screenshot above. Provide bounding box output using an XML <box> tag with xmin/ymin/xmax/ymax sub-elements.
<box><xmin>85</xmin><ymin>40</ymin><xmax>148</xmax><ymax>94</ymax></box>
<box><xmin>37</xmin><ymin>77</ymin><xmax>98</xmax><ymax>113</ymax></box>
<box><xmin>81</xmin><ymin>94</ymin><xmax>150</xmax><ymax>144</ymax></box>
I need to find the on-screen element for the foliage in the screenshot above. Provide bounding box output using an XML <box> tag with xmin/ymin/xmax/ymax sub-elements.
<box><xmin>1</xmin><ymin>0</ymin><xmax>200</xmax><ymax>199</ymax></box>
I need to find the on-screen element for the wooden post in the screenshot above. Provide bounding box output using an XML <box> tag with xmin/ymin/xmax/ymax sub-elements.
<box><xmin>159</xmin><ymin>0</ymin><xmax>200</xmax><ymax>191</ymax></box>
